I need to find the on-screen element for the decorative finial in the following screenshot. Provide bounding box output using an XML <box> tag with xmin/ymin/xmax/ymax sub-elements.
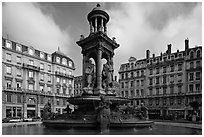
<box><xmin>97</xmin><ymin>3</ymin><xmax>100</xmax><ymax>7</ymax></box>
<box><xmin>58</xmin><ymin>46</ymin><xmax>60</xmax><ymax>51</ymax></box>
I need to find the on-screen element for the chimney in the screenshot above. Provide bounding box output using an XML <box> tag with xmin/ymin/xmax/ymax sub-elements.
<box><xmin>146</xmin><ymin>50</ymin><xmax>150</xmax><ymax>59</ymax></box>
<box><xmin>167</xmin><ymin>44</ymin><xmax>172</xmax><ymax>54</ymax></box>
<box><xmin>153</xmin><ymin>54</ymin><xmax>155</xmax><ymax>58</ymax></box>
<box><xmin>185</xmin><ymin>38</ymin><xmax>189</xmax><ymax>51</ymax></box>
<box><xmin>177</xmin><ymin>49</ymin><xmax>179</xmax><ymax>53</ymax></box>
<box><xmin>160</xmin><ymin>52</ymin><xmax>162</xmax><ymax>57</ymax></box>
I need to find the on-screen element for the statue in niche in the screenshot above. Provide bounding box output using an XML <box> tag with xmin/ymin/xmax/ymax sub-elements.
<box><xmin>85</xmin><ymin>59</ymin><xmax>94</xmax><ymax>88</ymax></box>
<box><xmin>102</xmin><ymin>60</ymin><xmax>113</xmax><ymax>88</ymax></box>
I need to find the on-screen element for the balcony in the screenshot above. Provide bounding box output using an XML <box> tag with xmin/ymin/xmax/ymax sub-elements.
<box><xmin>23</xmin><ymin>63</ymin><xmax>40</xmax><ymax>72</ymax></box>
<box><xmin>55</xmin><ymin>71</ymin><xmax>74</xmax><ymax>79</ymax></box>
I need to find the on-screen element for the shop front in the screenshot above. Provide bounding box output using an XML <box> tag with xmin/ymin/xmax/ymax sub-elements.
<box><xmin>5</xmin><ymin>106</ymin><xmax>22</xmax><ymax>118</ymax></box>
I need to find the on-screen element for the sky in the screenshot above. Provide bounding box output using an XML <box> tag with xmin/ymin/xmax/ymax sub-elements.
<box><xmin>2</xmin><ymin>2</ymin><xmax>202</xmax><ymax>78</ymax></box>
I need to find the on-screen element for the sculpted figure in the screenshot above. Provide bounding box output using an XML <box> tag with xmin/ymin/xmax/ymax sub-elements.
<box><xmin>85</xmin><ymin>60</ymin><xmax>94</xmax><ymax>88</ymax></box>
<box><xmin>42</xmin><ymin>100</ymin><xmax>52</xmax><ymax>120</ymax></box>
<box><xmin>102</xmin><ymin>61</ymin><xmax>113</xmax><ymax>88</ymax></box>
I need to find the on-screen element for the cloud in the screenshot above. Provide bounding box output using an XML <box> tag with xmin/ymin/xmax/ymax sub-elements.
<box><xmin>2</xmin><ymin>2</ymin><xmax>72</xmax><ymax>55</ymax></box>
<box><xmin>105</xmin><ymin>2</ymin><xmax>202</xmax><ymax>76</ymax></box>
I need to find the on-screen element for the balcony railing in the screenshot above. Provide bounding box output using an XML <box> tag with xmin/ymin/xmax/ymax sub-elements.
<box><xmin>22</xmin><ymin>63</ymin><xmax>40</xmax><ymax>71</ymax></box>
<box><xmin>55</xmin><ymin>71</ymin><xmax>74</xmax><ymax>79</ymax></box>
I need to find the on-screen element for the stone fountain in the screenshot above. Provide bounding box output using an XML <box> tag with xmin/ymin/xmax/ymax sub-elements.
<box><xmin>42</xmin><ymin>4</ymin><xmax>153</xmax><ymax>132</ymax></box>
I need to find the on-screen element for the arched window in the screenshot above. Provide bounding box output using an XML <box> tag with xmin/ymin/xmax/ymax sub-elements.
<box><xmin>190</xmin><ymin>51</ymin><xmax>194</xmax><ymax>59</ymax></box>
<box><xmin>62</xmin><ymin>58</ymin><xmax>67</xmax><ymax>65</ymax></box>
<box><xmin>56</xmin><ymin>57</ymin><xmax>60</xmax><ymax>63</ymax></box>
<box><xmin>196</xmin><ymin>50</ymin><xmax>201</xmax><ymax>58</ymax></box>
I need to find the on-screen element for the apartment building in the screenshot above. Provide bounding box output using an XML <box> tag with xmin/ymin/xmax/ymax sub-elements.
<box><xmin>118</xmin><ymin>38</ymin><xmax>202</xmax><ymax>119</ymax></box>
<box><xmin>2</xmin><ymin>38</ymin><xmax>75</xmax><ymax>119</ymax></box>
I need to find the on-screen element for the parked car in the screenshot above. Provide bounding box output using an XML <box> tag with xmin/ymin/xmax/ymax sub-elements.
<box><xmin>23</xmin><ymin>118</ymin><xmax>33</xmax><ymax>122</ymax></box>
<box><xmin>2</xmin><ymin>117</ymin><xmax>22</xmax><ymax>123</ymax></box>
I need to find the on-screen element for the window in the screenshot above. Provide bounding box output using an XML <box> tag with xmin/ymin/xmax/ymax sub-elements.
<box><xmin>68</xmin><ymin>80</ymin><xmax>72</xmax><ymax>85</ymax></box>
<box><xmin>189</xmin><ymin>85</ymin><xmax>193</xmax><ymax>93</ymax></box>
<box><xmin>141</xmin><ymin>79</ymin><xmax>144</xmax><ymax>86</ymax></box>
<box><xmin>156</xmin><ymin>99</ymin><xmax>159</xmax><ymax>105</ymax></box>
<box><xmin>48</xmin><ymin>75</ymin><xmax>51</xmax><ymax>82</ymax></box>
<box><xmin>149</xmin><ymin>69</ymin><xmax>153</xmax><ymax>75</ymax></box>
<box><xmin>56</xmin><ymin>77</ymin><xmax>60</xmax><ymax>83</ymax></box>
<box><xmin>57</xmin><ymin>99</ymin><xmax>60</xmax><ymax>105</ymax></box>
<box><xmin>63</xmin><ymin>79</ymin><xmax>66</xmax><ymax>84</ymax></box>
<box><xmin>171</xmin><ymin>55</ymin><xmax>174</xmax><ymax>60</ymax></box>
<box><xmin>40</xmin><ymin>97</ymin><xmax>44</xmax><ymax>104</ymax></box>
<box><xmin>178</xmin><ymin>63</ymin><xmax>182</xmax><ymax>71</ymax></box>
<box><xmin>130</xmin><ymin>81</ymin><xmax>133</xmax><ymax>87</ymax></box>
<box><xmin>29</xmin><ymin>60</ymin><xmax>34</xmax><ymax>66</ymax></box>
<box><xmin>121</xmin><ymin>82</ymin><xmax>124</xmax><ymax>88</ymax></box>
<box><xmin>17</xmin><ymin>94</ymin><xmax>22</xmax><ymax>103</ymax></box>
<box><xmin>196</xmin><ymin>61</ymin><xmax>201</xmax><ymax>68</ymax></box>
<box><xmin>17</xmin><ymin>56</ymin><xmax>21</xmax><ymax>64</ymax></box>
<box><xmin>63</xmin><ymin>88</ymin><xmax>66</xmax><ymax>95</ymax></box>
<box><xmin>6</xmin><ymin>41</ymin><xmax>11</xmax><ymax>48</ymax></box>
<box><xmin>28</xmin><ymin>84</ymin><xmax>34</xmax><ymax>90</ymax></box>
<box><xmin>6</xmin><ymin>80</ymin><xmax>12</xmax><ymax>89</ymax></box>
<box><xmin>149</xmin><ymin>78</ymin><xmax>153</xmax><ymax>85</ymax></box>
<box><xmin>40</xmin><ymin>85</ymin><xmax>44</xmax><ymax>92</ymax></box>
<box><xmin>190</xmin><ymin>62</ymin><xmax>194</xmax><ymax>69</ymax></box>
<box><xmin>163</xmin><ymin>87</ymin><xmax>167</xmax><ymax>95</ymax></box>
<box><xmin>125</xmin><ymin>82</ymin><xmax>128</xmax><ymax>88</ymax></box>
<box><xmin>29</xmin><ymin>49</ymin><xmax>34</xmax><ymax>55</ymax></box>
<box><xmin>170</xmin><ymin>86</ymin><xmax>174</xmax><ymax>94</ymax></box>
<box><xmin>16</xmin><ymin>82</ymin><xmax>22</xmax><ymax>90</ymax></box>
<box><xmin>170</xmin><ymin>98</ymin><xmax>174</xmax><ymax>105</ymax></box>
<box><xmin>156</xmin><ymin>88</ymin><xmax>159</xmax><ymax>95</ymax></box>
<box><xmin>131</xmin><ymin>72</ymin><xmax>134</xmax><ymax>78</ymax></box>
<box><xmin>156</xmin><ymin>68</ymin><xmax>159</xmax><ymax>74</ymax></box>
<box><xmin>190</xmin><ymin>51</ymin><xmax>194</xmax><ymax>59</ymax></box>
<box><xmin>47</xmin><ymin>87</ymin><xmax>51</xmax><ymax>93</ymax></box>
<box><xmin>149</xmin><ymin>88</ymin><xmax>153</xmax><ymax>96</ymax></box>
<box><xmin>196</xmin><ymin>50</ymin><xmax>201</xmax><ymax>58</ymax></box>
<box><xmin>63</xmin><ymin>69</ymin><xmax>66</xmax><ymax>74</ymax></box>
<box><xmin>170</xmin><ymin>75</ymin><xmax>174</xmax><ymax>83</ymax></box>
<box><xmin>189</xmin><ymin>73</ymin><xmax>194</xmax><ymax>81</ymax></box>
<box><xmin>177</xmin><ymin>98</ymin><xmax>181</xmax><ymax>105</ymax></box>
<box><xmin>40</xmin><ymin>63</ymin><xmax>44</xmax><ymax>70</ymax></box>
<box><xmin>141</xmin><ymin>89</ymin><xmax>144</xmax><ymax>96</ymax></box>
<box><xmin>6</xmin><ymin>53</ymin><xmax>11</xmax><ymax>62</ymax></box>
<box><xmin>48</xmin><ymin>65</ymin><xmax>51</xmax><ymax>72</ymax></box>
<box><xmin>125</xmin><ymin>91</ymin><xmax>129</xmax><ymax>97</ymax></box>
<box><xmin>156</xmin><ymin>77</ymin><xmax>159</xmax><ymax>84</ymax></box>
<box><xmin>141</xmin><ymin>70</ymin><xmax>144</xmax><ymax>76</ymax></box>
<box><xmin>163</xmin><ymin>76</ymin><xmax>166</xmax><ymax>84</ymax></box>
<box><xmin>170</xmin><ymin>65</ymin><xmax>174</xmax><ymax>72</ymax></box>
<box><xmin>196</xmin><ymin>72</ymin><xmax>200</xmax><ymax>80</ymax></box>
<box><xmin>177</xmin><ymin>74</ymin><xmax>182</xmax><ymax>82</ymax></box>
<box><xmin>56</xmin><ymin>88</ymin><xmax>60</xmax><ymax>94</ymax></box>
<box><xmin>178</xmin><ymin>86</ymin><xmax>182</xmax><ymax>94</ymax></box>
<box><xmin>137</xmin><ymin>71</ymin><xmax>139</xmax><ymax>77</ymax></box>
<box><xmin>149</xmin><ymin>99</ymin><xmax>153</xmax><ymax>106</ymax></box>
<box><xmin>121</xmin><ymin>73</ymin><xmax>124</xmax><ymax>79</ymax></box>
<box><xmin>68</xmin><ymin>61</ymin><xmax>72</xmax><ymax>67</ymax></box>
<box><xmin>40</xmin><ymin>73</ymin><xmax>44</xmax><ymax>81</ymax></box>
<box><xmin>40</xmin><ymin>52</ymin><xmax>44</xmax><ymax>58</ymax></box>
<box><xmin>137</xmin><ymin>80</ymin><xmax>139</xmax><ymax>86</ymax></box>
<box><xmin>6</xmin><ymin>66</ymin><xmax>12</xmax><ymax>74</ymax></box>
<box><xmin>195</xmin><ymin>84</ymin><xmax>200</xmax><ymax>92</ymax></box>
<box><xmin>47</xmin><ymin>55</ymin><xmax>52</xmax><ymax>61</ymax></box>
<box><xmin>62</xmin><ymin>58</ymin><xmax>67</xmax><ymax>65</ymax></box>
<box><xmin>68</xmin><ymin>70</ymin><xmax>72</xmax><ymax>75</ymax></box>
<box><xmin>136</xmin><ymin>90</ymin><xmax>139</xmax><ymax>96</ymax></box>
<box><xmin>6</xmin><ymin>93</ymin><xmax>12</xmax><ymax>102</ymax></box>
<box><xmin>163</xmin><ymin>67</ymin><xmax>167</xmax><ymax>73</ymax></box>
<box><xmin>56</xmin><ymin>57</ymin><xmax>60</xmax><ymax>63</ymax></box>
<box><xmin>28</xmin><ymin>71</ymin><xmax>34</xmax><ymax>78</ymax></box>
<box><xmin>16</xmin><ymin>44</ymin><xmax>21</xmax><ymax>52</ymax></box>
<box><xmin>163</xmin><ymin>99</ymin><xmax>167</xmax><ymax>105</ymax></box>
<box><xmin>130</xmin><ymin>90</ymin><xmax>134</xmax><ymax>97</ymax></box>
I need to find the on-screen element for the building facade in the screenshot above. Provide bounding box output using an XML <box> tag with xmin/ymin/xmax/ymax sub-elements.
<box><xmin>74</xmin><ymin>76</ymin><xmax>83</xmax><ymax>96</ymax></box>
<box><xmin>2</xmin><ymin>38</ymin><xmax>75</xmax><ymax>119</ymax></box>
<box><xmin>118</xmin><ymin>39</ymin><xmax>202</xmax><ymax>120</ymax></box>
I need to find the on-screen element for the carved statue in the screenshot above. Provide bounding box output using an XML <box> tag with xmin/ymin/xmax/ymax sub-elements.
<box><xmin>102</xmin><ymin>61</ymin><xmax>113</xmax><ymax>88</ymax></box>
<box><xmin>85</xmin><ymin>60</ymin><xmax>94</xmax><ymax>88</ymax></box>
<box><xmin>140</xmin><ymin>102</ymin><xmax>149</xmax><ymax>120</ymax></box>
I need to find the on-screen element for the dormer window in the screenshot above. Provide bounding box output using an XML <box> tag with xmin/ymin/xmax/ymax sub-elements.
<box><xmin>62</xmin><ymin>58</ymin><xmax>67</xmax><ymax>65</ymax></box>
<box><xmin>40</xmin><ymin>52</ymin><xmax>44</xmax><ymax>59</ymax></box>
<box><xmin>179</xmin><ymin>53</ymin><xmax>183</xmax><ymax>58</ymax></box>
<box><xmin>47</xmin><ymin>55</ymin><xmax>51</xmax><ymax>61</ymax></box>
<box><xmin>16</xmin><ymin>44</ymin><xmax>21</xmax><ymax>52</ymax></box>
<box><xmin>56</xmin><ymin>57</ymin><xmax>60</xmax><ymax>63</ymax></box>
<box><xmin>69</xmin><ymin>61</ymin><xmax>72</xmax><ymax>67</ymax></box>
<box><xmin>29</xmin><ymin>49</ymin><xmax>34</xmax><ymax>55</ymax></box>
<box><xmin>6</xmin><ymin>40</ymin><xmax>11</xmax><ymax>48</ymax></box>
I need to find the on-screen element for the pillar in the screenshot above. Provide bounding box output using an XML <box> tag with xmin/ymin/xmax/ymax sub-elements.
<box><xmin>101</xmin><ymin>18</ymin><xmax>104</xmax><ymax>32</ymax></box>
<box><xmin>95</xmin><ymin>17</ymin><xmax>97</xmax><ymax>32</ymax></box>
<box><xmin>96</xmin><ymin>47</ymin><xmax>102</xmax><ymax>91</ymax></box>
<box><xmin>90</xmin><ymin>21</ymin><xmax>93</xmax><ymax>33</ymax></box>
<box><xmin>104</xmin><ymin>24</ymin><xmax>107</xmax><ymax>34</ymax></box>
<box><xmin>23</xmin><ymin>94</ymin><xmax>27</xmax><ymax>118</ymax></box>
<box><xmin>82</xmin><ymin>54</ymin><xmax>88</xmax><ymax>88</ymax></box>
